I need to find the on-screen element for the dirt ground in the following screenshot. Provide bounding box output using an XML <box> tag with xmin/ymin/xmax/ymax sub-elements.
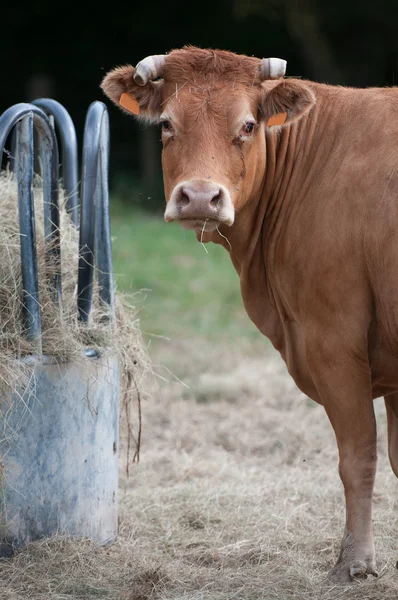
<box><xmin>1</xmin><ymin>338</ymin><xmax>398</xmax><ymax>599</ymax></box>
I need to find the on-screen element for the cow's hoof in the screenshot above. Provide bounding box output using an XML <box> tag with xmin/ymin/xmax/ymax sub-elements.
<box><xmin>327</xmin><ymin>559</ymin><xmax>378</xmax><ymax>584</ymax></box>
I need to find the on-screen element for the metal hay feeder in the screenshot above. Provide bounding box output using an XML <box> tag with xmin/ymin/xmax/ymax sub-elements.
<box><xmin>0</xmin><ymin>99</ymin><xmax>119</xmax><ymax>556</ymax></box>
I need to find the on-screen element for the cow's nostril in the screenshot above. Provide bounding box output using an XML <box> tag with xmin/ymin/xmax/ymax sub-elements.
<box><xmin>180</xmin><ymin>192</ymin><xmax>190</xmax><ymax>207</ymax></box>
<box><xmin>210</xmin><ymin>193</ymin><xmax>221</xmax><ymax>207</ymax></box>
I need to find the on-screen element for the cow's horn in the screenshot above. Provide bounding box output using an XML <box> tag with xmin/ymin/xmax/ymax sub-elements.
<box><xmin>133</xmin><ymin>55</ymin><xmax>167</xmax><ymax>86</ymax></box>
<box><xmin>259</xmin><ymin>58</ymin><xmax>287</xmax><ymax>80</ymax></box>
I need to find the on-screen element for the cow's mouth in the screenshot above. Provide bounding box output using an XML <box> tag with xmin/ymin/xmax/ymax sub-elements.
<box><xmin>178</xmin><ymin>218</ymin><xmax>220</xmax><ymax>232</ymax></box>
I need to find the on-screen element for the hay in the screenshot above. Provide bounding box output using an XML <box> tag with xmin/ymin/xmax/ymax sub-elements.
<box><xmin>1</xmin><ymin>339</ymin><xmax>397</xmax><ymax>599</ymax></box>
<box><xmin>0</xmin><ymin>171</ymin><xmax>150</xmax><ymax>462</ymax></box>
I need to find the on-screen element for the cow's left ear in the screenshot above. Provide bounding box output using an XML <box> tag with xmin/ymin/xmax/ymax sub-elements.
<box><xmin>260</xmin><ymin>79</ymin><xmax>316</xmax><ymax>127</ymax></box>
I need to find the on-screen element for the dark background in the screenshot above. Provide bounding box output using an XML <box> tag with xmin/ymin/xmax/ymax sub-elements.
<box><xmin>3</xmin><ymin>0</ymin><xmax>398</xmax><ymax>209</ymax></box>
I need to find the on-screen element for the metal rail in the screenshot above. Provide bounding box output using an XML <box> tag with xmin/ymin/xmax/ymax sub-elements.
<box><xmin>0</xmin><ymin>104</ymin><xmax>61</xmax><ymax>350</ymax></box>
<box><xmin>78</xmin><ymin>101</ymin><xmax>114</xmax><ymax>323</ymax></box>
<box><xmin>32</xmin><ymin>99</ymin><xmax>79</xmax><ymax>226</ymax></box>
<box><xmin>0</xmin><ymin>100</ymin><xmax>114</xmax><ymax>349</ymax></box>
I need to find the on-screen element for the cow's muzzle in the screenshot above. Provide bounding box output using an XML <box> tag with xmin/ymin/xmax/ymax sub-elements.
<box><xmin>164</xmin><ymin>180</ymin><xmax>235</xmax><ymax>229</ymax></box>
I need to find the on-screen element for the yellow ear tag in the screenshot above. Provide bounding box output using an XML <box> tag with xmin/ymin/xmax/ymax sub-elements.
<box><xmin>119</xmin><ymin>93</ymin><xmax>140</xmax><ymax>115</ymax></box>
<box><xmin>267</xmin><ymin>112</ymin><xmax>287</xmax><ymax>127</ymax></box>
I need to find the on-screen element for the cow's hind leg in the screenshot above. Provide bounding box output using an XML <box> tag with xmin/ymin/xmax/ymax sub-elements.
<box><xmin>306</xmin><ymin>334</ymin><xmax>378</xmax><ymax>583</ymax></box>
<box><xmin>385</xmin><ymin>393</ymin><xmax>398</xmax><ymax>477</ymax></box>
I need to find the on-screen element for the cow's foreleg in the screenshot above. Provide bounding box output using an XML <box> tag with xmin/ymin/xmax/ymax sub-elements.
<box><xmin>385</xmin><ymin>393</ymin><xmax>398</xmax><ymax>477</ymax></box>
<box><xmin>306</xmin><ymin>339</ymin><xmax>377</xmax><ymax>583</ymax></box>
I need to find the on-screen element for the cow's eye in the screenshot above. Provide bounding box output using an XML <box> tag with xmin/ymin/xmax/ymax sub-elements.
<box><xmin>236</xmin><ymin>122</ymin><xmax>256</xmax><ymax>141</ymax></box>
<box><xmin>244</xmin><ymin>122</ymin><xmax>255</xmax><ymax>135</ymax></box>
<box><xmin>160</xmin><ymin>119</ymin><xmax>172</xmax><ymax>132</ymax></box>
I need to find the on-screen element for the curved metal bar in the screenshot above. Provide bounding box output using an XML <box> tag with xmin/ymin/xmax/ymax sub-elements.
<box><xmin>32</xmin><ymin>99</ymin><xmax>79</xmax><ymax>226</ymax></box>
<box><xmin>0</xmin><ymin>104</ymin><xmax>33</xmax><ymax>162</ymax></box>
<box><xmin>95</xmin><ymin>108</ymin><xmax>115</xmax><ymax>316</ymax></box>
<box><xmin>0</xmin><ymin>106</ymin><xmax>41</xmax><ymax>348</ymax></box>
<box><xmin>0</xmin><ymin>103</ymin><xmax>62</xmax><ymax>344</ymax></box>
<box><xmin>78</xmin><ymin>101</ymin><xmax>114</xmax><ymax>323</ymax></box>
<box><xmin>16</xmin><ymin>114</ymin><xmax>41</xmax><ymax>351</ymax></box>
<box><xmin>8</xmin><ymin>128</ymin><xmax>17</xmax><ymax>172</ymax></box>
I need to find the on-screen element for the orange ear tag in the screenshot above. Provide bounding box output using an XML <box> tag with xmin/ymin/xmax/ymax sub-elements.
<box><xmin>267</xmin><ymin>112</ymin><xmax>287</xmax><ymax>127</ymax></box>
<box><xmin>119</xmin><ymin>93</ymin><xmax>140</xmax><ymax>115</ymax></box>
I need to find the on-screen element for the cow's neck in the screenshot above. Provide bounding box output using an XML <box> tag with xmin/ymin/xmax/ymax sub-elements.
<box><xmin>211</xmin><ymin>96</ymin><xmax>324</xmax><ymax>348</ymax></box>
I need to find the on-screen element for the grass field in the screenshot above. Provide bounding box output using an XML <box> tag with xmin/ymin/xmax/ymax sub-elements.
<box><xmin>110</xmin><ymin>203</ymin><xmax>263</xmax><ymax>343</ymax></box>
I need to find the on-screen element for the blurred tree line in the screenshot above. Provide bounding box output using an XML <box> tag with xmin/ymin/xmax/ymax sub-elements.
<box><xmin>2</xmin><ymin>0</ymin><xmax>398</xmax><ymax>210</ymax></box>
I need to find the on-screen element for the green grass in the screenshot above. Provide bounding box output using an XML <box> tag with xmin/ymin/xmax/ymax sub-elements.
<box><xmin>110</xmin><ymin>201</ymin><xmax>262</xmax><ymax>343</ymax></box>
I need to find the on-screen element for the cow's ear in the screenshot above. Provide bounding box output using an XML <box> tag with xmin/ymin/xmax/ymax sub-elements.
<box><xmin>260</xmin><ymin>79</ymin><xmax>316</xmax><ymax>128</ymax></box>
<box><xmin>101</xmin><ymin>65</ymin><xmax>163</xmax><ymax>123</ymax></box>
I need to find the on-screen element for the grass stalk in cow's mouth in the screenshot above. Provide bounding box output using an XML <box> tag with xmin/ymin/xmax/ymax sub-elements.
<box><xmin>200</xmin><ymin>219</ymin><xmax>209</xmax><ymax>254</ymax></box>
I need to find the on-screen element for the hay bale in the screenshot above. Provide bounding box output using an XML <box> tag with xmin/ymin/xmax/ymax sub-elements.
<box><xmin>0</xmin><ymin>171</ymin><xmax>150</xmax><ymax>463</ymax></box>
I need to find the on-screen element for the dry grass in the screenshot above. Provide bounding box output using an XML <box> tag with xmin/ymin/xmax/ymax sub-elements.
<box><xmin>0</xmin><ymin>337</ymin><xmax>397</xmax><ymax>599</ymax></box>
<box><xmin>0</xmin><ymin>172</ymin><xmax>149</xmax><ymax>460</ymax></box>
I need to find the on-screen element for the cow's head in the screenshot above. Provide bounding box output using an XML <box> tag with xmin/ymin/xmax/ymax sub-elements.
<box><xmin>101</xmin><ymin>47</ymin><xmax>315</xmax><ymax>238</ymax></box>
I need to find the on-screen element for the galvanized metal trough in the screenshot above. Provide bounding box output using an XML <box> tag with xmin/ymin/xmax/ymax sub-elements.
<box><xmin>0</xmin><ymin>99</ymin><xmax>119</xmax><ymax>556</ymax></box>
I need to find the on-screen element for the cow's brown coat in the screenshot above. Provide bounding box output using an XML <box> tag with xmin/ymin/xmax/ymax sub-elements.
<box><xmin>102</xmin><ymin>47</ymin><xmax>398</xmax><ymax>582</ymax></box>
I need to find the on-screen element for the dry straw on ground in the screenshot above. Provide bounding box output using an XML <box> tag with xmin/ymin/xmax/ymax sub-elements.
<box><xmin>0</xmin><ymin>171</ymin><xmax>149</xmax><ymax>462</ymax></box>
<box><xmin>1</xmin><ymin>335</ymin><xmax>397</xmax><ymax>599</ymax></box>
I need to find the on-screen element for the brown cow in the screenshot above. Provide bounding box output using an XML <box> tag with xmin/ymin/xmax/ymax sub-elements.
<box><xmin>101</xmin><ymin>46</ymin><xmax>398</xmax><ymax>582</ymax></box>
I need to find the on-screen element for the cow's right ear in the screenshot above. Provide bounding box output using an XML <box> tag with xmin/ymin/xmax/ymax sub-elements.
<box><xmin>100</xmin><ymin>66</ymin><xmax>163</xmax><ymax>123</ymax></box>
